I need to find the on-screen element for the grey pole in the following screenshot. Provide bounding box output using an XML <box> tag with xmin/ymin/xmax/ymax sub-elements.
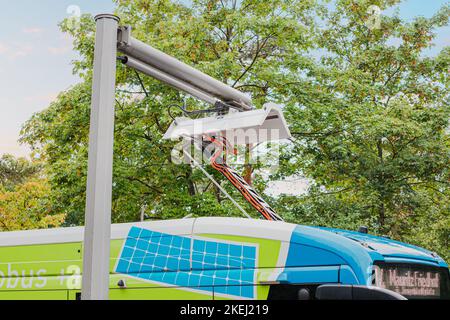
<box><xmin>122</xmin><ymin>56</ymin><xmax>218</xmax><ymax>105</ymax></box>
<box><xmin>117</xmin><ymin>27</ymin><xmax>253</xmax><ymax>110</ymax></box>
<box><xmin>82</xmin><ymin>14</ymin><xmax>120</xmax><ymax>300</ymax></box>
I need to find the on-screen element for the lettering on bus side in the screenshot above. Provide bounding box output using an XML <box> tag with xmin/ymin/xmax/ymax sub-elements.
<box><xmin>0</xmin><ymin>264</ymin><xmax>83</xmax><ymax>290</ymax></box>
<box><xmin>0</xmin><ymin>264</ymin><xmax>47</xmax><ymax>289</ymax></box>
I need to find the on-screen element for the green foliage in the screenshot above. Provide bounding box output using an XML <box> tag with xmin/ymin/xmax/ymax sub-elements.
<box><xmin>0</xmin><ymin>154</ymin><xmax>41</xmax><ymax>190</ymax></box>
<box><xmin>18</xmin><ymin>0</ymin><xmax>450</xmax><ymax>261</ymax></box>
<box><xmin>0</xmin><ymin>155</ymin><xmax>65</xmax><ymax>231</ymax></box>
<box><xmin>0</xmin><ymin>180</ymin><xmax>65</xmax><ymax>231</ymax></box>
<box><xmin>21</xmin><ymin>0</ymin><xmax>319</xmax><ymax>225</ymax></box>
<box><xmin>276</xmin><ymin>0</ymin><xmax>450</xmax><ymax>260</ymax></box>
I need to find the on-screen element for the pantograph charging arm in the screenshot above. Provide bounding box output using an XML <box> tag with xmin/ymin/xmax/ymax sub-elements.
<box><xmin>205</xmin><ymin>136</ymin><xmax>284</xmax><ymax>222</ymax></box>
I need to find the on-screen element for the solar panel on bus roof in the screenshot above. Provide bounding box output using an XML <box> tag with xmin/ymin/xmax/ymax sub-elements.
<box><xmin>115</xmin><ymin>226</ymin><xmax>258</xmax><ymax>298</ymax></box>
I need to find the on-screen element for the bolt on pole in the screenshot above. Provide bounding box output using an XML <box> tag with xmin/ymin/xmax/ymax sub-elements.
<box><xmin>82</xmin><ymin>14</ymin><xmax>120</xmax><ymax>300</ymax></box>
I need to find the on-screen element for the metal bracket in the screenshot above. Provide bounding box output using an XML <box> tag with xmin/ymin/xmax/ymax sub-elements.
<box><xmin>117</xmin><ymin>26</ymin><xmax>131</xmax><ymax>47</ymax></box>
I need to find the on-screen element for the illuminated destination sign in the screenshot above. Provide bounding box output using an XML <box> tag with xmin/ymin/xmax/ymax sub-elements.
<box><xmin>375</xmin><ymin>265</ymin><xmax>441</xmax><ymax>297</ymax></box>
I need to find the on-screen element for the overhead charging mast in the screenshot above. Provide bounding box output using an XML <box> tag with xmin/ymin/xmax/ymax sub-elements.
<box><xmin>116</xmin><ymin>25</ymin><xmax>291</xmax><ymax>221</ymax></box>
<box><xmin>83</xmin><ymin>14</ymin><xmax>291</xmax><ymax>300</ymax></box>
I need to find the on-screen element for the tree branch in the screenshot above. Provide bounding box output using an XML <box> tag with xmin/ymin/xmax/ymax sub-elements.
<box><xmin>232</xmin><ymin>35</ymin><xmax>273</xmax><ymax>87</ymax></box>
<box><xmin>127</xmin><ymin>177</ymin><xmax>163</xmax><ymax>194</ymax></box>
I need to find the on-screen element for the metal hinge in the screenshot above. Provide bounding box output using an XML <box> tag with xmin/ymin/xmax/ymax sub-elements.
<box><xmin>117</xmin><ymin>26</ymin><xmax>131</xmax><ymax>47</ymax></box>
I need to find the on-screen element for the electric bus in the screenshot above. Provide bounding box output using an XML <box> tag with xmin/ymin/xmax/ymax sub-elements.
<box><xmin>0</xmin><ymin>217</ymin><xmax>448</xmax><ymax>300</ymax></box>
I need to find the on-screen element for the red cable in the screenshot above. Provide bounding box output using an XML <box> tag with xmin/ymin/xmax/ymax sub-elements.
<box><xmin>204</xmin><ymin>136</ymin><xmax>283</xmax><ymax>221</ymax></box>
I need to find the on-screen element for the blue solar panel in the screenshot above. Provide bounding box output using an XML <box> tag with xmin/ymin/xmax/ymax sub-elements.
<box><xmin>115</xmin><ymin>226</ymin><xmax>258</xmax><ymax>298</ymax></box>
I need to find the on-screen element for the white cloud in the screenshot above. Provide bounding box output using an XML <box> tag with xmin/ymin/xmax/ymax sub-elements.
<box><xmin>48</xmin><ymin>46</ymin><xmax>71</xmax><ymax>55</ymax></box>
<box><xmin>0</xmin><ymin>142</ymin><xmax>30</xmax><ymax>158</ymax></box>
<box><xmin>0</xmin><ymin>135</ymin><xmax>31</xmax><ymax>158</ymax></box>
<box><xmin>13</xmin><ymin>44</ymin><xmax>33</xmax><ymax>58</ymax></box>
<box><xmin>22</xmin><ymin>27</ymin><xmax>44</xmax><ymax>35</ymax></box>
<box><xmin>47</xmin><ymin>33</ymin><xmax>73</xmax><ymax>55</ymax></box>
<box><xmin>60</xmin><ymin>32</ymin><xmax>73</xmax><ymax>41</ymax></box>
<box><xmin>0</xmin><ymin>42</ymin><xmax>33</xmax><ymax>59</ymax></box>
<box><xmin>24</xmin><ymin>93</ymin><xmax>58</xmax><ymax>104</ymax></box>
<box><xmin>0</xmin><ymin>42</ymin><xmax>9</xmax><ymax>54</ymax></box>
<box><xmin>267</xmin><ymin>176</ymin><xmax>311</xmax><ymax>197</ymax></box>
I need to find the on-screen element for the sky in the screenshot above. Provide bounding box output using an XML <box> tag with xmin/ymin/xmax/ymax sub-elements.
<box><xmin>0</xmin><ymin>0</ymin><xmax>448</xmax><ymax>167</ymax></box>
<box><xmin>0</xmin><ymin>0</ymin><xmax>115</xmax><ymax>157</ymax></box>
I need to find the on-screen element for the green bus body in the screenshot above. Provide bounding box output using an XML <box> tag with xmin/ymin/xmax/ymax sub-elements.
<box><xmin>0</xmin><ymin>218</ymin><xmax>448</xmax><ymax>300</ymax></box>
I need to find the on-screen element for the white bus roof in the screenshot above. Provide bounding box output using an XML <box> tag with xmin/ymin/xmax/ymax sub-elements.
<box><xmin>0</xmin><ymin>217</ymin><xmax>297</xmax><ymax>247</ymax></box>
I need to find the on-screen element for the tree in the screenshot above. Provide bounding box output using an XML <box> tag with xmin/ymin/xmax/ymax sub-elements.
<box><xmin>276</xmin><ymin>0</ymin><xmax>450</xmax><ymax>260</ymax></box>
<box><xmin>21</xmin><ymin>0</ymin><xmax>319</xmax><ymax>225</ymax></box>
<box><xmin>0</xmin><ymin>180</ymin><xmax>65</xmax><ymax>231</ymax></box>
<box><xmin>0</xmin><ymin>155</ymin><xmax>65</xmax><ymax>231</ymax></box>
<box><xmin>0</xmin><ymin>154</ymin><xmax>41</xmax><ymax>190</ymax></box>
<box><xmin>19</xmin><ymin>0</ymin><xmax>450</xmax><ymax>262</ymax></box>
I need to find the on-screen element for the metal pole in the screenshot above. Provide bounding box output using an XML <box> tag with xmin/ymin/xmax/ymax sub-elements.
<box><xmin>82</xmin><ymin>14</ymin><xmax>119</xmax><ymax>300</ymax></box>
<box><xmin>117</xmin><ymin>27</ymin><xmax>253</xmax><ymax>110</ymax></box>
<box><xmin>122</xmin><ymin>56</ymin><xmax>218</xmax><ymax>105</ymax></box>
